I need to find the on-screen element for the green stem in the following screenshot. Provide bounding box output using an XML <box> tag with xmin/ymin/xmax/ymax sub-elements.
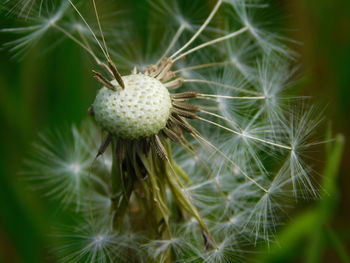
<box><xmin>110</xmin><ymin>140</ymin><xmax>133</xmax><ymax>230</ymax></box>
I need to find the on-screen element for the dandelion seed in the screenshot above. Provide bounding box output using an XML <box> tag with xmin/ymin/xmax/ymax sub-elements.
<box><xmin>55</xmin><ymin>218</ymin><xmax>143</xmax><ymax>263</ymax></box>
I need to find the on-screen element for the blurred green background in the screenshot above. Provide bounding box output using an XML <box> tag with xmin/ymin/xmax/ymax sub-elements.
<box><xmin>0</xmin><ymin>0</ymin><xmax>349</xmax><ymax>262</ymax></box>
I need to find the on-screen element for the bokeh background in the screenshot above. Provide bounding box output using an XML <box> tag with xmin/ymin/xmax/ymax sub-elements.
<box><xmin>0</xmin><ymin>0</ymin><xmax>349</xmax><ymax>262</ymax></box>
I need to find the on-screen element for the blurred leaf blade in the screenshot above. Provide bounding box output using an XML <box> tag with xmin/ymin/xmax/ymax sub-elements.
<box><xmin>325</xmin><ymin>226</ymin><xmax>350</xmax><ymax>263</ymax></box>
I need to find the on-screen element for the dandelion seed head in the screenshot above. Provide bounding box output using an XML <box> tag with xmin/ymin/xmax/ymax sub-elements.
<box><xmin>92</xmin><ymin>75</ymin><xmax>172</xmax><ymax>139</ymax></box>
<box><xmin>3</xmin><ymin>0</ymin><xmax>323</xmax><ymax>261</ymax></box>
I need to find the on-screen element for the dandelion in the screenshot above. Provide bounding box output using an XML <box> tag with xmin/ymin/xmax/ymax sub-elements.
<box><xmin>2</xmin><ymin>0</ymin><xmax>320</xmax><ymax>262</ymax></box>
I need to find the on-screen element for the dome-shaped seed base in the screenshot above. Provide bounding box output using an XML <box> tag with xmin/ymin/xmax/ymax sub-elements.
<box><xmin>92</xmin><ymin>74</ymin><xmax>172</xmax><ymax>139</ymax></box>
